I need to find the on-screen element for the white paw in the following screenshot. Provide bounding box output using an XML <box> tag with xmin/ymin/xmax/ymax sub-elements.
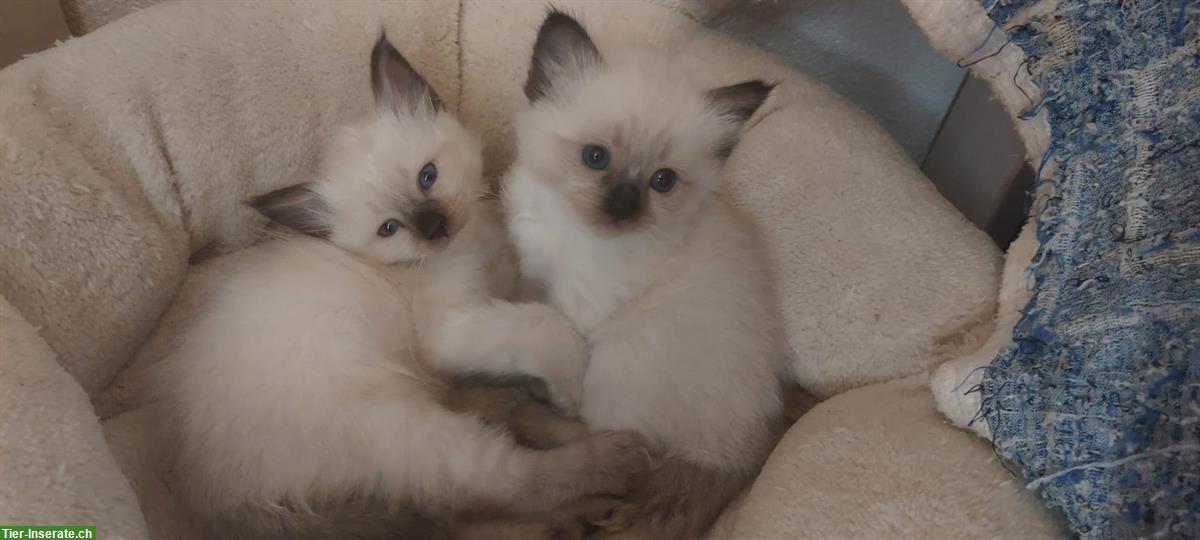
<box><xmin>518</xmin><ymin>303</ymin><xmax>588</xmax><ymax>415</ymax></box>
<box><xmin>542</xmin><ymin>355</ymin><xmax>585</xmax><ymax>416</ymax></box>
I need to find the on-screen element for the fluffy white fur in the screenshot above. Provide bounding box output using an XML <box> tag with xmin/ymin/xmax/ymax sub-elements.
<box><xmin>508</xmin><ymin>8</ymin><xmax>786</xmax><ymax>476</ymax></box>
<box><xmin>507</xmin><ymin>174</ymin><xmax>786</xmax><ymax>471</ymax></box>
<box><xmin>165</xmin><ymin>36</ymin><xmax>647</xmax><ymax>539</ymax></box>
<box><xmin>501</xmin><ymin>11</ymin><xmax>790</xmax><ymax>538</ymax></box>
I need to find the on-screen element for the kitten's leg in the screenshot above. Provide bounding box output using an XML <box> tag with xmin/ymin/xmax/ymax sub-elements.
<box><xmin>449</xmin><ymin>518</ymin><xmax>586</xmax><ymax>540</ymax></box>
<box><xmin>444</xmin><ymin>375</ymin><xmax>537</xmax><ymax>426</ymax></box>
<box><xmin>450</xmin><ymin>464</ymin><xmax>742</xmax><ymax>540</ymax></box>
<box><xmin>591</xmin><ymin>457</ymin><xmax>751</xmax><ymax>540</ymax></box>
<box><xmin>509</xmin><ymin>401</ymin><xmax>591</xmax><ymax>449</ymax></box>
<box><xmin>429</xmin><ymin>302</ymin><xmax>587</xmax><ymax>413</ymax></box>
<box><xmin>367</xmin><ymin>400</ymin><xmax>646</xmax><ymax>519</ymax></box>
<box><xmin>446</xmin><ymin>377</ymin><xmax>591</xmax><ymax>449</ymax></box>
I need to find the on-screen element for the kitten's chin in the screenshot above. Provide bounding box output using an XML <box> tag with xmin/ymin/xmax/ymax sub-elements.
<box><xmin>589</xmin><ymin>213</ymin><xmax>654</xmax><ymax>238</ymax></box>
<box><xmin>592</xmin><ymin>216</ymin><xmax>632</xmax><ymax>237</ymax></box>
<box><xmin>406</xmin><ymin>241</ymin><xmax>452</xmax><ymax>264</ymax></box>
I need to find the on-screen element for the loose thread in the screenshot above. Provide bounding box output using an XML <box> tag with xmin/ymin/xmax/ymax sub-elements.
<box><xmin>967</xmin><ymin>399</ymin><xmax>988</xmax><ymax>426</ymax></box>
<box><xmin>958</xmin><ymin>39</ymin><xmax>1012</xmax><ymax>68</ymax></box>
<box><xmin>1013</xmin><ymin>55</ymin><xmax>1039</xmax><ymax>107</ymax></box>
<box><xmin>953</xmin><ymin>364</ymin><xmax>994</xmax><ymax>392</ymax></box>
<box><xmin>1025</xmin><ymin>444</ymin><xmax>1200</xmax><ymax>490</ymax></box>
<box><xmin>992</xmin><ymin>443</ymin><xmax>1019</xmax><ymax>477</ymax></box>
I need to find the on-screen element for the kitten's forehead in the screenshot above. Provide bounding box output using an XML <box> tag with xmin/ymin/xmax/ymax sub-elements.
<box><xmin>326</xmin><ymin>113</ymin><xmax>476</xmax><ymax>186</ymax></box>
<box><xmin>558</xmin><ymin>70</ymin><xmax>722</xmax><ymax>173</ymax></box>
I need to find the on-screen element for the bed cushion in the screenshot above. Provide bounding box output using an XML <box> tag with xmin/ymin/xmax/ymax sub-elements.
<box><xmin>2</xmin><ymin>0</ymin><xmax>1013</xmax><ymax>534</ymax></box>
<box><xmin>724</xmin><ymin>374</ymin><xmax>1066</xmax><ymax>538</ymax></box>
<box><xmin>0</xmin><ymin>296</ymin><xmax>148</xmax><ymax>539</ymax></box>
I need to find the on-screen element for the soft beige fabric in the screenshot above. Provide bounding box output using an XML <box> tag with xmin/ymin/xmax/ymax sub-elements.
<box><xmin>103</xmin><ymin>404</ymin><xmax>207</xmax><ymax>540</ymax></box>
<box><xmin>0</xmin><ymin>0</ymin><xmax>1051</xmax><ymax>538</ymax></box>
<box><xmin>722</xmin><ymin>374</ymin><xmax>1066</xmax><ymax>539</ymax></box>
<box><xmin>0</xmin><ymin>54</ymin><xmax>189</xmax><ymax>395</ymax></box>
<box><xmin>460</xmin><ymin>0</ymin><xmax>1002</xmax><ymax>399</ymax></box>
<box><xmin>931</xmin><ymin>217</ymin><xmax>1037</xmax><ymax>439</ymax></box>
<box><xmin>0</xmin><ymin>296</ymin><xmax>148</xmax><ymax>539</ymax></box>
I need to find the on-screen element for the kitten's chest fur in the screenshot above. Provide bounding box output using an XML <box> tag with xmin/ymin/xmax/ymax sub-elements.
<box><xmin>506</xmin><ymin>171</ymin><xmax>658</xmax><ymax>330</ymax></box>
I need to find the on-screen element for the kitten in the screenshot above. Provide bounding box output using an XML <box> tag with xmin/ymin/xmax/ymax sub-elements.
<box><xmin>499</xmin><ymin>11</ymin><xmax>799</xmax><ymax>538</ymax></box>
<box><xmin>166</xmin><ymin>35</ymin><xmax>647</xmax><ymax>540</ymax></box>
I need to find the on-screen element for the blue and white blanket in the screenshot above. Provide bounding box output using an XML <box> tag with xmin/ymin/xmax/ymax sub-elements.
<box><xmin>978</xmin><ymin>1</ymin><xmax>1200</xmax><ymax>538</ymax></box>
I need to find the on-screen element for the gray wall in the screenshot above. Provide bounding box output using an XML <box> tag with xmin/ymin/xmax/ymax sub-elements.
<box><xmin>713</xmin><ymin>0</ymin><xmax>965</xmax><ymax>163</ymax></box>
<box><xmin>0</xmin><ymin>0</ymin><xmax>70</xmax><ymax>68</ymax></box>
<box><xmin>710</xmin><ymin>0</ymin><xmax>1030</xmax><ymax>246</ymax></box>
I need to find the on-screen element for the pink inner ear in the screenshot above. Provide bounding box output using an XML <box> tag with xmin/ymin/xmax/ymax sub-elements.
<box><xmin>249</xmin><ymin>184</ymin><xmax>331</xmax><ymax>239</ymax></box>
<box><xmin>385</xmin><ymin>67</ymin><xmax>427</xmax><ymax>112</ymax></box>
<box><xmin>371</xmin><ymin>36</ymin><xmax>441</xmax><ymax>114</ymax></box>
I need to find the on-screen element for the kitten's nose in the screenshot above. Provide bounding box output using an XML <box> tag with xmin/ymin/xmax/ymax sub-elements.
<box><xmin>603</xmin><ymin>183</ymin><xmax>641</xmax><ymax>222</ymax></box>
<box><xmin>414</xmin><ymin>206</ymin><xmax>449</xmax><ymax>240</ymax></box>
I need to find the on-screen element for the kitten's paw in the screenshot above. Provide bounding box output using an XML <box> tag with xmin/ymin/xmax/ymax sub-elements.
<box><xmin>521</xmin><ymin>303</ymin><xmax>588</xmax><ymax>416</ymax></box>
<box><xmin>531</xmin><ymin>431</ymin><xmax>649</xmax><ymax>513</ymax></box>
<box><xmin>564</xmin><ymin>496</ymin><xmax>637</xmax><ymax>533</ymax></box>
<box><xmin>542</xmin><ymin>375</ymin><xmax>583</xmax><ymax>416</ymax></box>
<box><xmin>451</xmin><ymin>519</ymin><xmax>583</xmax><ymax>540</ymax></box>
<box><xmin>536</xmin><ymin>334</ymin><xmax>586</xmax><ymax>416</ymax></box>
<box><xmin>579</xmin><ymin>431</ymin><xmax>651</xmax><ymax>497</ymax></box>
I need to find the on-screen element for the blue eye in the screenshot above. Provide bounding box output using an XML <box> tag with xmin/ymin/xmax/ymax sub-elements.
<box><xmin>378</xmin><ymin>218</ymin><xmax>402</xmax><ymax>237</ymax></box>
<box><xmin>650</xmin><ymin>168</ymin><xmax>678</xmax><ymax>193</ymax></box>
<box><xmin>418</xmin><ymin>162</ymin><xmax>437</xmax><ymax>190</ymax></box>
<box><xmin>581</xmin><ymin>145</ymin><xmax>610</xmax><ymax>170</ymax></box>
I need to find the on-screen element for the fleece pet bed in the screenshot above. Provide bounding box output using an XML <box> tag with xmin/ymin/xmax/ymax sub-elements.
<box><xmin>3</xmin><ymin>0</ymin><xmax>1062</xmax><ymax>537</ymax></box>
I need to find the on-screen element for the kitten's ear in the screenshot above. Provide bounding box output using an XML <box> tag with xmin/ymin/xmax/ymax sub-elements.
<box><xmin>705</xmin><ymin>80</ymin><xmax>775</xmax><ymax>159</ymax></box>
<box><xmin>371</xmin><ymin>34</ymin><xmax>443</xmax><ymax>115</ymax></box>
<box><xmin>525</xmin><ymin>10</ymin><xmax>603</xmax><ymax>102</ymax></box>
<box><xmin>248</xmin><ymin>183</ymin><xmax>331</xmax><ymax>238</ymax></box>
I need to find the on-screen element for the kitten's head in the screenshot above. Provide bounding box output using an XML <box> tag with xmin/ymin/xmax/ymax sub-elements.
<box><xmin>249</xmin><ymin>35</ymin><xmax>484</xmax><ymax>264</ymax></box>
<box><xmin>515</xmin><ymin>10</ymin><xmax>772</xmax><ymax>236</ymax></box>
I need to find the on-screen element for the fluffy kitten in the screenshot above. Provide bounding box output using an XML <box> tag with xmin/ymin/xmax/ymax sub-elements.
<box><xmin>500</xmin><ymin>11</ymin><xmax>796</xmax><ymax>538</ymax></box>
<box><xmin>166</xmin><ymin>35</ymin><xmax>647</xmax><ymax>539</ymax></box>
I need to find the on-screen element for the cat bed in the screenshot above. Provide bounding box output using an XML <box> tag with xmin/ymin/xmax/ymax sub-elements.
<box><xmin>0</xmin><ymin>1</ymin><xmax>1061</xmax><ymax>537</ymax></box>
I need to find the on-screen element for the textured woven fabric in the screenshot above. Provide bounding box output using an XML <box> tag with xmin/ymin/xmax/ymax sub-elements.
<box><xmin>979</xmin><ymin>1</ymin><xmax>1200</xmax><ymax>538</ymax></box>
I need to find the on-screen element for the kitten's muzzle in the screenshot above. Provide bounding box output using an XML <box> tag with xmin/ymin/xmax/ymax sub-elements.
<box><xmin>413</xmin><ymin>204</ymin><xmax>449</xmax><ymax>241</ymax></box>
<box><xmin>603</xmin><ymin>182</ymin><xmax>642</xmax><ymax>223</ymax></box>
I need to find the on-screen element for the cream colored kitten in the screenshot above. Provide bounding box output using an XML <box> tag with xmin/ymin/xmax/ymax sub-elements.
<box><xmin>500</xmin><ymin>11</ymin><xmax>794</xmax><ymax>538</ymax></box>
<box><xmin>166</xmin><ymin>35</ymin><xmax>647</xmax><ymax>539</ymax></box>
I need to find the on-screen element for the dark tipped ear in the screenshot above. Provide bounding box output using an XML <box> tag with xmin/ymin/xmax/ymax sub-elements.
<box><xmin>705</xmin><ymin>80</ymin><xmax>775</xmax><ymax>159</ymax></box>
<box><xmin>525</xmin><ymin>9</ymin><xmax>603</xmax><ymax>102</ymax></box>
<box><xmin>247</xmin><ymin>183</ymin><xmax>331</xmax><ymax>238</ymax></box>
<box><xmin>371</xmin><ymin>34</ymin><xmax>443</xmax><ymax>115</ymax></box>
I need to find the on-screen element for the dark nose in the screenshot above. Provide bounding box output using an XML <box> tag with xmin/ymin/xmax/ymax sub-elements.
<box><xmin>414</xmin><ymin>206</ymin><xmax>448</xmax><ymax>240</ymax></box>
<box><xmin>603</xmin><ymin>183</ymin><xmax>641</xmax><ymax>222</ymax></box>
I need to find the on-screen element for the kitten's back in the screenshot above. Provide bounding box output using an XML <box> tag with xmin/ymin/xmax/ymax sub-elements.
<box><xmin>168</xmin><ymin>237</ymin><xmax>434</xmax><ymax>536</ymax></box>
